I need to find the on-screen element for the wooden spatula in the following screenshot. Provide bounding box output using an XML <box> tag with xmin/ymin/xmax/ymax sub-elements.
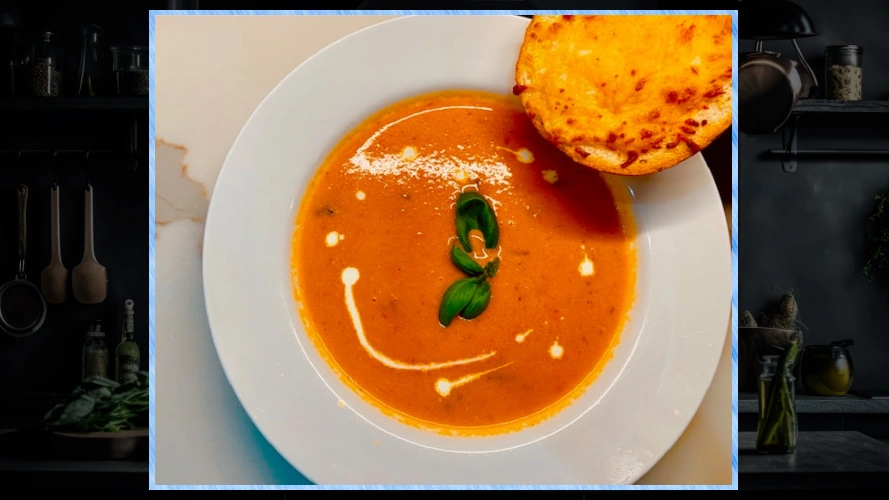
<box><xmin>41</xmin><ymin>184</ymin><xmax>67</xmax><ymax>304</ymax></box>
<box><xmin>72</xmin><ymin>184</ymin><xmax>107</xmax><ymax>304</ymax></box>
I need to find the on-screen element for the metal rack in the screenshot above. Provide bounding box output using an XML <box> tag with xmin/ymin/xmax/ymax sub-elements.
<box><xmin>0</xmin><ymin>150</ymin><xmax>139</xmax><ymax>171</ymax></box>
<box><xmin>766</xmin><ymin>102</ymin><xmax>889</xmax><ymax>172</ymax></box>
<box><xmin>0</xmin><ymin>116</ymin><xmax>141</xmax><ymax>171</ymax></box>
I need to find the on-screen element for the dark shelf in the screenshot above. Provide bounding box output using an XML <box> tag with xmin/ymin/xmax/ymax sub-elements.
<box><xmin>793</xmin><ymin>99</ymin><xmax>889</xmax><ymax>114</ymax></box>
<box><xmin>739</xmin><ymin>431</ymin><xmax>889</xmax><ymax>491</ymax></box>
<box><xmin>767</xmin><ymin>149</ymin><xmax>889</xmax><ymax>157</ymax></box>
<box><xmin>739</xmin><ymin>392</ymin><xmax>889</xmax><ymax>414</ymax></box>
<box><xmin>0</xmin><ymin>97</ymin><xmax>147</xmax><ymax>111</ymax></box>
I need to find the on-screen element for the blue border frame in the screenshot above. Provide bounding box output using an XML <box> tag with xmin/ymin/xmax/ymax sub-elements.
<box><xmin>149</xmin><ymin>9</ymin><xmax>739</xmax><ymax>490</ymax></box>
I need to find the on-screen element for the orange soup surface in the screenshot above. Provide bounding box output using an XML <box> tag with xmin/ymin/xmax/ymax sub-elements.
<box><xmin>292</xmin><ymin>91</ymin><xmax>636</xmax><ymax>433</ymax></box>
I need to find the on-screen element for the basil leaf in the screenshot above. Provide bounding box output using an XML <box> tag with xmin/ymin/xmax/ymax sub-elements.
<box><xmin>456</xmin><ymin>191</ymin><xmax>487</xmax><ymax>212</ymax></box>
<box><xmin>455</xmin><ymin>210</ymin><xmax>478</xmax><ymax>252</ymax></box>
<box><xmin>484</xmin><ymin>257</ymin><xmax>500</xmax><ymax>278</ymax></box>
<box><xmin>56</xmin><ymin>395</ymin><xmax>97</xmax><ymax>427</ymax></box>
<box><xmin>439</xmin><ymin>277</ymin><xmax>482</xmax><ymax>327</ymax></box>
<box><xmin>450</xmin><ymin>245</ymin><xmax>484</xmax><ymax>276</ymax></box>
<box><xmin>455</xmin><ymin>192</ymin><xmax>499</xmax><ymax>250</ymax></box>
<box><xmin>477</xmin><ymin>203</ymin><xmax>499</xmax><ymax>249</ymax></box>
<box><xmin>460</xmin><ymin>281</ymin><xmax>491</xmax><ymax>320</ymax></box>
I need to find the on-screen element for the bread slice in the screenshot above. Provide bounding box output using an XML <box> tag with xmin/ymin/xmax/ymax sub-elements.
<box><xmin>515</xmin><ymin>15</ymin><xmax>733</xmax><ymax>176</ymax></box>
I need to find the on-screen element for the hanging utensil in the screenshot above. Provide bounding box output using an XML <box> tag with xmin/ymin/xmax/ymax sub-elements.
<box><xmin>0</xmin><ymin>185</ymin><xmax>48</xmax><ymax>337</ymax></box>
<box><xmin>41</xmin><ymin>183</ymin><xmax>67</xmax><ymax>304</ymax></box>
<box><xmin>72</xmin><ymin>184</ymin><xmax>107</xmax><ymax>304</ymax></box>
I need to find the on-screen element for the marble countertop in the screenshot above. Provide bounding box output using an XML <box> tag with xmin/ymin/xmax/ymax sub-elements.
<box><xmin>154</xmin><ymin>15</ymin><xmax>733</xmax><ymax>486</ymax></box>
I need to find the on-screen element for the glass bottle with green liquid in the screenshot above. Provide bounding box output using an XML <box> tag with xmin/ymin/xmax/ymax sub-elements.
<box><xmin>756</xmin><ymin>342</ymin><xmax>800</xmax><ymax>454</ymax></box>
<box><xmin>115</xmin><ymin>299</ymin><xmax>141</xmax><ymax>384</ymax></box>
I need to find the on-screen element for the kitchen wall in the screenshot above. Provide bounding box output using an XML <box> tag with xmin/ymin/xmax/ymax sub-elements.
<box><xmin>740</xmin><ymin>0</ymin><xmax>889</xmax><ymax>392</ymax></box>
<box><xmin>0</xmin><ymin>2</ymin><xmax>148</xmax><ymax>429</ymax></box>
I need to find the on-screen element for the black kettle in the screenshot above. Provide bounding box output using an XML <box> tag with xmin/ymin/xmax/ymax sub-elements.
<box><xmin>739</xmin><ymin>0</ymin><xmax>820</xmax><ymax>135</ymax></box>
<box><xmin>739</xmin><ymin>47</ymin><xmax>818</xmax><ymax>135</ymax></box>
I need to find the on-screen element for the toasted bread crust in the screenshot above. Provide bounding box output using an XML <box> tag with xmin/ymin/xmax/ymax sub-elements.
<box><xmin>515</xmin><ymin>15</ymin><xmax>732</xmax><ymax>175</ymax></box>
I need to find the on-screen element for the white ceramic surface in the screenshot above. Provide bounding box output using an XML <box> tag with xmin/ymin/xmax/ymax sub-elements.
<box><xmin>201</xmin><ymin>16</ymin><xmax>730</xmax><ymax>485</ymax></box>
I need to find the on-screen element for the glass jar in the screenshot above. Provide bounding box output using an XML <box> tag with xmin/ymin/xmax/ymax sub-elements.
<box><xmin>756</xmin><ymin>354</ymin><xmax>798</xmax><ymax>454</ymax></box>
<box><xmin>82</xmin><ymin>321</ymin><xmax>109</xmax><ymax>380</ymax></box>
<box><xmin>77</xmin><ymin>24</ymin><xmax>107</xmax><ymax>97</ymax></box>
<box><xmin>800</xmin><ymin>339</ymin><xmax>854</xmax><ymax>396</ymax></box>
<box><xmin>824</xmin><ymin>45</ymin><xmax>863</xmax><ymax>100</ymax></box>
<box><xmin>111</xmin><ymin>45</ymin><xmax>147</xmax><ymax>96</ymax></box>
<box><xmin>26</xmin><ymin>31</ymin><xmax>62</xmax><ymax>97</ymax></box>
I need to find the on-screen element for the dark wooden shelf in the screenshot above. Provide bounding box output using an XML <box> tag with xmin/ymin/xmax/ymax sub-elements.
<box><xmin>739</xmin><ymin>392</ymin><xmax>889</xmax><ymax>414</ymax></box>
<box><xmin>793</xmin><ymin>99</ymin><xmax>889</xmax><ymax>114</ymax></box>
<box><xmin>0</xmin><ymin>97</ymin><xmax>147</xmax><ymax>111</ymax></box>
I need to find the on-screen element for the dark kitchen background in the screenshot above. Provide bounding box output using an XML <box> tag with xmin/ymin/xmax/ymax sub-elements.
<box><xmin>739</xmin><ymin>0</ymin><xmax>889</xmax><ymax>490</ymax></box>
<box><xmin>740</xmin><ymin>0</ymin><xmax>889</xmax><ymax>395</ymax></box>
<box><xmin>0</xmin><ymin>1</ymin><xmax>146</xmax><ymax>488</ymax></box>
<box><xmin>738</xmin><ymin>0</ymin><xmax>889</xmax><ymax>390</ymax></box>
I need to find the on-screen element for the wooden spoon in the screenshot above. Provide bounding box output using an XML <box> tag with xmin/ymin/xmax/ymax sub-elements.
<box><xmin>41</xmin><ymin>184</ymin><xmax>67</xmax><ymax>304</ymax></box>
<box><xmin>72</xmin><ymin>184</ymin><xmax>107</xmax><ymax>304</ymax></box>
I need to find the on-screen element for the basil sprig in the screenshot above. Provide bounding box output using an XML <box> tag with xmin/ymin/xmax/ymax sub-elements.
<box><xmin>439</xmin><ymin>191</ymin><xmax>501</xmax><ymax>327</ymax></box>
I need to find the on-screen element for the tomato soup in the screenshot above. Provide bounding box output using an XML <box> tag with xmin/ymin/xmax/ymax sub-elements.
<box><xmin>292</xmin><ymin>90</ymin><xmax>636</xmax><ymax>434</ymax></box>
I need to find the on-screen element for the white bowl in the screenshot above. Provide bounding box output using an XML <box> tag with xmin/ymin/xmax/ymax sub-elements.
<box><xmin>203</xmin><ymin>15</ymin><xmax>731</xmax><ymax>485</ymax></box>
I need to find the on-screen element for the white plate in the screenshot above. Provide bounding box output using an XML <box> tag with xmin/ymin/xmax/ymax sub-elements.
<box><xmin>203</xmin><ymin>15</ymin><xmax>730</xmax><ymax>485</ymax></box>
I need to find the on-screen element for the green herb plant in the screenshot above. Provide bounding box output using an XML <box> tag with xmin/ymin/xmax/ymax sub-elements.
<box><xmin>43</xmin><ymin>371</ymin><xmax>149</xmax><ymax>432</ymax></box>
<box><xmin>864</xmin><ymin>193</ymin><xmax>889</xmax><ymax>281</ymax></box>
<box><xmin>439</xmin><ymin>192</ymin><xmax>501</xmax><ymax>327</ymax></box>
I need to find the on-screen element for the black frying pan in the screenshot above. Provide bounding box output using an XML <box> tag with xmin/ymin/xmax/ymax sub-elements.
<box><xmin>0</xmin><ymin>185</ymin><xmax>47</xmax><ymax>337</ymax></box>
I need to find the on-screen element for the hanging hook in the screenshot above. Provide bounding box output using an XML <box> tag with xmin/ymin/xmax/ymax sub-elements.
<box><xmin>51</xmin><ymin>150</ymin><xmax>59</xmax><ymax>187</ymax></box>
<box><xmin>15</xmin><ymin>150</ymin><xmax>24</xmax><ymax>185</ymax></box>
<box><xmin>85</xmin><ymin>161</ymin><xmax>91</xmax><ymax>187</ymax></box>
<box><xmin>781</xmin><ymin>115</ymin><xmax>799</xmax><ymax>173</ymax></box>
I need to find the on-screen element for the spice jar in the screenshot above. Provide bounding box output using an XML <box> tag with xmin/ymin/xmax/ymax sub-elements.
<box><xmin>82</xmin><ymin>321</ymin><xmax>109</xmax><ymax>380</ymax></box>
<box><xmin>27</xmin><ymin>31</ymin><xmax>62</xmax><ymax>97</ymax></box>
<box><xmin>111</xmin><ymin>45</ymin><xmax>147</xmax><ymax>96</ymax></box>
<box><xmin>825</xmin><ymin>45</ymin><xmax>863</xmax><ymax>100</ymax></box>
<box><xmin>756</xmin><ymin>354</ymin><xmax>798</xmax><ymax>454</ymax></box>
<box><xmin>800</xmin><ymin>339</ymin><xmax>854</xmax><ymax>396</ymax></box>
